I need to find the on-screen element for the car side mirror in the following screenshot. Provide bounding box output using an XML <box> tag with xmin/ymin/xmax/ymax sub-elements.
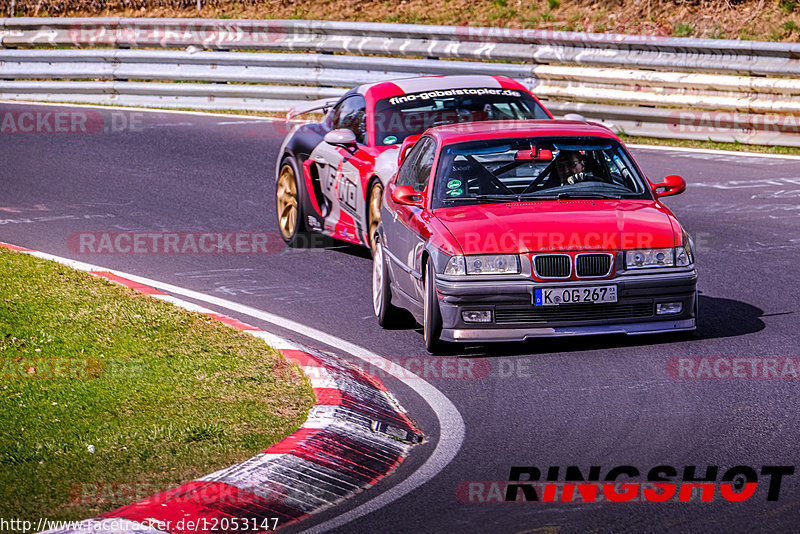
<box><xmin>653</xmin><ymin>175</ymin><xmax>686</xmax><ymax>198</ymax></box>
<box><xmin>398</xmin><ymin>134</ymin><xmax>422</xmax><ymax>166</ymax></box>
<box><xmin>391</xmin><ymin>185</ymin><xmax>424</xmax><ymax>208</ymax></box>
<box><xmin>562</xmin><ymin>113</ymin><xmax>587</xmax><ymax>122</ymax></box>
<box><xmin>324</xmin><ymin>129</ymin><xmax>357</xmax><ymax>149</ymax></box>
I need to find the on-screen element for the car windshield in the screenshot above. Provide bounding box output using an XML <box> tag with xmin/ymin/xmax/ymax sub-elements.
<box><xmin>431</xmin><ymin>136</ymin><xmax>652</xmax><ymax>208</ymax></box>
<box><xmin>373</xmin><ymin>88</ymin><xmax>550</xmax><ymax>146</ymax></box>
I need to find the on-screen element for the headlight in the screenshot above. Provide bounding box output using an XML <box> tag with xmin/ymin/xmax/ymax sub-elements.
<box><xmin>625</xmin><ymin>246</ymin><xmax>693</xmax><ymax>269</ymax></box>
<box><xmin>444</xmin><ymin>256</ymin><xmax>466</xmax><ymax>275</ymax></box>
<box><xmin>444</xmin><ymin>254</ymin><xmax>520</xmax><ymax>275</ymax></box>
<box><xmin>625</xmin><ymin>248</ymin><xmax>674</xmax><ymax>269</ymax></box>
<box><xmin>676</xmin><ymin>232</ymin><xmax>694</xmax><ymax>267</ymax></box>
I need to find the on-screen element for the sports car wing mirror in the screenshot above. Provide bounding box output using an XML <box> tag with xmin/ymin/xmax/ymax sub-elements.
<box><xmin>391</xmin><ymin>185</ymin><xmax>424</xmax><ymax>208</ymax></box>
<box><xmin>324</xmin><ymin>129</ymin><xmax>357</xmax><ymax>149</ymax></box>
<box><xmin>653</xmin><ymin>175</ymin><xmax>686</xmax><ymax>198</ymax></box>
<box><xmin>398</xmin><ymin>135</ymin><xmax>422</xmax><ymax>166</ymax></box>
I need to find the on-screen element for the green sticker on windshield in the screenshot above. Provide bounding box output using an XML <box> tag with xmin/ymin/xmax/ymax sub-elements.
<box><xmin>447</xmin><ymin>179</ymin><xmax>462</xmax><ymax>189</ymax></box>
<box><xmin>446</xmin><ymin>188</ymin><xmax>463</xmax><ymax>196</ymax></box>
<box><xmin>383</xmin><ymin>135</ymin><xmax>398</xmax><ymax>144</ymax></box>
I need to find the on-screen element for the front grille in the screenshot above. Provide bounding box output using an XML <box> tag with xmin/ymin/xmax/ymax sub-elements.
<box><xmin>494</xmin><ymin>302</ymin><xmax>653</xmax><ymax>324</ymax></box>
<box><xmin>534</xmin><ymin>254</ymin><xmax>571</xmax><ymax>278</ymax></box>
<box><xmin>576</xmin><ymin>254</ymin><xmax>612</xmax><ymax>277</ymax></box>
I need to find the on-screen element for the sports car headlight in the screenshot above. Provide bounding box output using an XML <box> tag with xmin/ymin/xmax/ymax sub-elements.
<box><xmin>676</xmin><ymin>232</ymin><xmax>695</xmax><ymax>267</ymax></box>
<box><xmin>675</xmin><ymin>244</ymin><xmax>692</xmax><ymax>267</ymax></box>
<box><xmin>625</xmin><ymin>248</ymin><xmax>675</xmax><ymax>269</ymax></box>
<box><xmin>444</xmin><ymin>254</ymin><xmax>520</xmax><ymax>275</ymax></box>
<box><xmin>444</xmin><ymin>256</ymin><xmax>467</xmax><ymax>275</ymax></box>
<box><xmin>625</xmin><ymin>246</ymin><xmax>694</xmax><ymax>269</ymax></box>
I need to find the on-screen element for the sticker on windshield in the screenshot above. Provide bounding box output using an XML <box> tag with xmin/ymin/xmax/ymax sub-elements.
<box><xmin>446</xmin><ymin>188</ymin><xmax>463</xmax><ymax>197</ymax></box>
<box><xmin>447</xmin><ymin>179</ymin><xmax>462</xmax><ymax>189</ymax></box>
<box><xmin>388</xmin><ymin>88</ymin><xmax>522</xmax><ymax>106</ymax></box>
<box><xmin>383</xmin><ymin>135</ymin><xmax>398</xmax><ymax>144</ymax></box>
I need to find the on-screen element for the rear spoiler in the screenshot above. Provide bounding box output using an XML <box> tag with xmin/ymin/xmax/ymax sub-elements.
<box><xmin>286</xmin><ymin>98</ymin><xmax>340</xmax><ymax>121</ymax></box>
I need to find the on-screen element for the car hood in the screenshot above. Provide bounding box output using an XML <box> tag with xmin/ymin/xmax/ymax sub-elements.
<box><xmin>434</xmin><ymin>199</ymin><xmax>682</xmax><ymax>254</ymax></box>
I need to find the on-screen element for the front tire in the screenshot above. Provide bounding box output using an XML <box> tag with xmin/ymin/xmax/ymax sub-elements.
<box><xmin>373</xmin><ymin>240</ymin><xmax>401</xmax><ymax>327</ymax></box>
<box><xmin>276</xmin><ymin>158</ymin><xmax>308</xmax><ymax>247</ymax></box>
<box><xmin>423</xmin><ymin>258</ymin><xmax>443</xmax><ymax>353</ymax></box>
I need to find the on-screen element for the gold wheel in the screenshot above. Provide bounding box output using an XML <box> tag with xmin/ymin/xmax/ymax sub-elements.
<box><xmin>276</xmin><ymin>163</ymin><xmax>299</xmax><ymax>240</ymax></box>
<box><xmin>368</xmin><ymin>182</ymin><xmax>383</xmax><ymax>255</ymax></box>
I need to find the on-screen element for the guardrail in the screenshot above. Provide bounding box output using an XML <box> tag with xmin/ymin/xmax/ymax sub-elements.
<box><xmin>2</xmin><ymin>18</ymin><xmax>800</xmax><ymax>146</ymax></box>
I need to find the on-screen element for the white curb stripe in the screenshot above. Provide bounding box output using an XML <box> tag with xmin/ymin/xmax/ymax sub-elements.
<box><xmin>149</xmin><ymin>294</ymin><xmax>215</xmax><ymax>314</ymax></box>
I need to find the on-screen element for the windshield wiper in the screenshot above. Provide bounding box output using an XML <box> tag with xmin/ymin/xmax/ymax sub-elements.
<box><xmin>556</xmin><ymin>192</ymin><xmax>622</xmax><ymax>200</ymax></box>
<box><xmin>443</xmin><ymin>194</ymin><xmax>513</xmax><ymax>203</ymax></box>
<box><xmin>514</xmin><ymin>191</ymin><xmax>623</xmax><ymax>201</ymax></box>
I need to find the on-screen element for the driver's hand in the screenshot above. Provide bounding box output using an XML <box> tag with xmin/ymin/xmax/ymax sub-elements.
<box><xmin>566</xmin><ymin>172</ymin><xmax>589</xmax><ymax>185</ymax></box>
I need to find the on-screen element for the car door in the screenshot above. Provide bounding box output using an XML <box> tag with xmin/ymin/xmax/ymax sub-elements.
<box><xmin>384</xmin><ymin>136</ymin><xmax>437</xmax><ymax>302</ymax></box>
<box><xmin>306</xmin><ymin>94</ymin><xmax>368</xmax><ymax>243</ymax></box>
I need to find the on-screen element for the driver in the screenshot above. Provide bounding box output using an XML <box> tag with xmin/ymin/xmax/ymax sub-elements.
<box><xmin>555</xmin><ymin>150</ymin><xmax>592</xmax><ymax>185</ymax></box>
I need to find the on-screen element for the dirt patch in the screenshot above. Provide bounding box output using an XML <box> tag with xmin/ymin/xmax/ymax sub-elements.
<box><xmin>4</xmin><ymin>0</ymin><xmax>800</xmax><ymax>42</ymax></box>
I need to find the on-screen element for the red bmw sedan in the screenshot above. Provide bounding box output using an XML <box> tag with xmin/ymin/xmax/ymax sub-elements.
<box><xmin>373</xmin><ymin>121</ymin><xmax>697</xmax><ymax>352</ymax></box>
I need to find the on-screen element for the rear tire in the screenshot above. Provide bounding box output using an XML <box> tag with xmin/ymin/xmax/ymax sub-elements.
<box><xmin>276</xmin><ymin>157</ymin><xmax>308</xmax><ymax>247</ymax></box>
<box><xmin>423</xmin><ymin>258</ymin><xmax>443</xmax><ymax>353</ymax></box>
<box><xmin>373</xmin><ymin>240</ymin><xmax>401</xmax><ymax>327</ymax></box>
<box><xmin>367</xmin><ymin>181</ymin><xmax>383</xmax><ymax>256</ymax></box>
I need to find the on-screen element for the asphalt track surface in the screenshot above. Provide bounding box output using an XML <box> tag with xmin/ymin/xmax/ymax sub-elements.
<box><xmin>2</xmin><ymin>102</ymin><xmax>800</xmax><ymax>533</ymax></box>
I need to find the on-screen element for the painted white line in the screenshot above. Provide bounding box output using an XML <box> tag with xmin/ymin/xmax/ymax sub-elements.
<box><xmin>5</xmin><ymin>245</ymin><xmax>465</xmax><ymax>532</ymax></box>
<box><xmin>627</xmin><ymin>143</ymin><xmax>800</xmax><ymax>161</ymax></box>
<box><xmin>216</xmin><ymin>120</ymin><xmax>270</xmax><ymax>125</ymax></box>
<box><xmin>150</xmin><ymin>294</ymin><xmax>215</xmax><ymax>314</ymax></box>
<box><xmin>246</xmin><ymin>329</ymin><xmax>303</xmax><ymax>351</ymax></box>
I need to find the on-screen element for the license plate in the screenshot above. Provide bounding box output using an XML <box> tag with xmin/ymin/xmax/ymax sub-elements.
<box><xmin>534</xmin><ymin>285</ymin><xmax>617</xmax><ymax>306</ymax></box>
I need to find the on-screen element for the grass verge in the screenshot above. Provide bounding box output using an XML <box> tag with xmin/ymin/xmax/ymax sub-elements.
<box><xmin>0</xmin><ymin>248</ymin><xmax>315</xmax><ymax>522</ymax></box>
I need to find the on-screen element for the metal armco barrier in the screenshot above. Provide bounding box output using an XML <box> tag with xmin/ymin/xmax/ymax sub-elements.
<box><xmin>2</xmin><ymin>18</ymin><xmax>800</xmax><ymax>146</ymax></box>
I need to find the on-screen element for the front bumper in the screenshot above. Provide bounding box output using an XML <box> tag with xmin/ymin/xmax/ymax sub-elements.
<box><xmin>436</xmin><ymin>270</ymin><xmax>697</xmax><ymax>343</ymax></box>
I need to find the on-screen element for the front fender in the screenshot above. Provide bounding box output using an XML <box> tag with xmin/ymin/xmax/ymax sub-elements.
<box><xmin>374</xmin><ymin>148</ymin><xmax>400</xmax><ymax>186</ymax></box>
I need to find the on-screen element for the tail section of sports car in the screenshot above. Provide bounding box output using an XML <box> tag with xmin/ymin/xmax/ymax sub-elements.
<box><xmin>274</xmin><ymin>75</ymin><xmax>552</xmax><ymax>253</ymax></box>
<box><xmin>373</xmin><ymin>120</ymin><xmax>697</xmax><ymax>352</ymax></box>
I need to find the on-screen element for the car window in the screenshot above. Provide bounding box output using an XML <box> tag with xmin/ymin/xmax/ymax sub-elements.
<box><xmin>373</xmin><ymin>87</ymin><xmax>551</xmax><ymax>146</ymax></box>
<box><xmin>396</xmin><ymin>137</ymin><xmax>436</xmax><ymax>193</ymax></box>
<box><xmin>432</xmin><ymin>136</ymin><xmax>652</xmax><ymax>208</ymax></box>
<box><xmin>330</xmin><ymin>95</ymin><xmax>367</xmax><ymax>145</ymax></box>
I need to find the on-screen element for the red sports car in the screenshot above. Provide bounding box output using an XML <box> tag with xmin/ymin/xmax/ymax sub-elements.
<box><xmin>275</xmin><ymin>75</ymin><xmax>552</xmax><ymax>253</ymax></box>
<box><xmin>372</xmin><ymin>120</ymin><xmax>697</xmax><ymax>351</ymax></box>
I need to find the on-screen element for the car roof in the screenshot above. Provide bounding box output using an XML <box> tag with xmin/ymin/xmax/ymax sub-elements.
<box><xmin>358</xmin><ymin>74</ymin><xmax>525</xmax><ymax>99</ymax></box>
<box><xmin>423</xmin><ymin>120</ymin><xmax>619</xmax><ymax>144</ymax></box>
